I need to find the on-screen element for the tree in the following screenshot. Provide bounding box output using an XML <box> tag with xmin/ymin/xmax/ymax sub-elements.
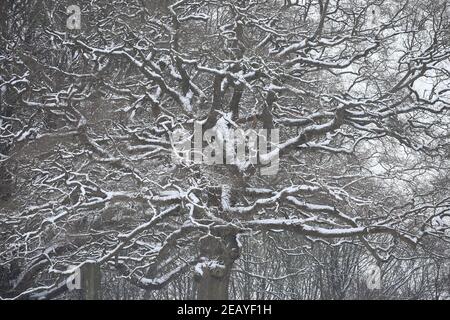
<box><xmin>1</xmin><ymin>0</ymin><xmax>449</xmax><ymax>300</ymax></box>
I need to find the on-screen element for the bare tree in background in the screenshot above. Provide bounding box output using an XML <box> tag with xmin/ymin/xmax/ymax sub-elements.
<box><xmin>1</xmin><ymin>0</ymin><xmax>449</xmax><ymax>300</ymax></box>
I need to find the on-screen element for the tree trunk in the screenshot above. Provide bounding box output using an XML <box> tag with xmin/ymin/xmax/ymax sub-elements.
<box><xmin>81</xmin><ymin>262</ymin><xmax>101</xmax><ymax>300</ymax></box>
<box><xmin>196</xmin><ymin>265</ymin><xmax>232</xmax><ymax>300</ymax></box>
<box><xmin>194</xmin><ymin>234</ymin><xmax>240</xmax><ymax>300</ymax></box>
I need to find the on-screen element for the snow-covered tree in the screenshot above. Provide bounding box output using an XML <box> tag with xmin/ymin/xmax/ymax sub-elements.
<box><xmin>1</xmin><ymin>0</ymin><xmax>449</xmax><ymax>300</ymax></box>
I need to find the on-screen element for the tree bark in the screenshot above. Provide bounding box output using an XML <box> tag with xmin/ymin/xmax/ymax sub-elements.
<box><xmin>196</xmin><ymin>265</ymin><xmax>232</xmax><ymax>300</ymax></box>
<box><xmin>81</xmin><ymin>262</ymin><xmax>101</xmax><ymax>300</ymax></box>
<box><xmin>194</xmin><ymin>234</ymin><xmax>240</xmax><ymax>300</ymax></box>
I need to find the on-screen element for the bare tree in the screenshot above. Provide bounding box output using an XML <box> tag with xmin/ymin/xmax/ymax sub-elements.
<box><xmin>1</xmin><ymin>0</ymin><xmax>449</xmax><ymax>300</ymax></box>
